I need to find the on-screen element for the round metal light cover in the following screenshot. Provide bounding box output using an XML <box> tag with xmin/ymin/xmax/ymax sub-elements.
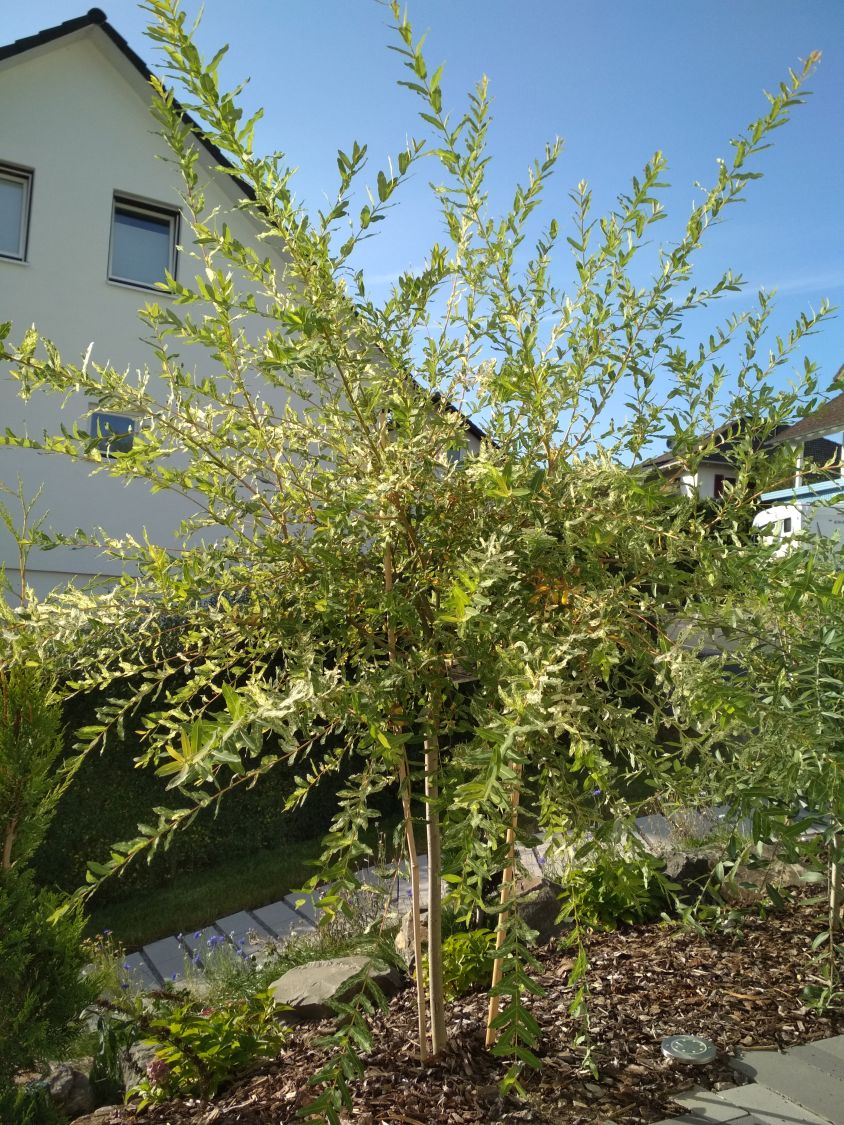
<box><xmin>661</xmin><ymin>1034</ymin><xmax>717</xmax><ymax>1064</ymax></box>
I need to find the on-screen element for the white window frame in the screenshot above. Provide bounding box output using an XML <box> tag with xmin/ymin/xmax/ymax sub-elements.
<box><xmin>0</xmin><ymin>162</ymin><xmax>33</xmax><ymax>262</ymax></box>
<box><xmin>108</xmin><ymin>193</ymin><xmax>179</xmax><ymax>290</ymax></box>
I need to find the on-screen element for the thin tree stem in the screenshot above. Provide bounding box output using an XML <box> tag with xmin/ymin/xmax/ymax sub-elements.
<box><xmin>398</xmin><ymin>753</ymin><xmax>428</xmax><ymax>1061</ymax></box>
<box><xmin>830</xmin><ymin>832</ymin><xmax>842</xmax><ymax>935</ymax></box>
<box><xmin>425</xmin><ymin>696</ymin><xmax>447</xmax><ymax>1054</ymax></box>
<box><xmin>485</xmin><ymin>769</ymin><xmax>522</xmax><ymax>1049</ymax></box>
<box><xmin>384</xmin><ymin>530</ymin><xmax>428</xmax><ymax>1061</ymax></box>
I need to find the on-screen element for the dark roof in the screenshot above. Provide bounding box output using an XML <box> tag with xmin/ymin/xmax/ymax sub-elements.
<box><xmin>0</xmin><ymin>8</ymin><xmax>254</xmax><ymax>201</ymax></box>
<box><xmin>773</xmin><ymin>369</ymin><xmax>844</xmax><ymax>444</ymax></box>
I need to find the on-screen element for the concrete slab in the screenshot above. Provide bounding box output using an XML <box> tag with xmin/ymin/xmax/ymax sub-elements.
<box><xmin>179</xmin><ymin>925</ymin><xmax>221</xmax><ymax>966</ymax></box>
<box><xmin>121</xmin><ymin>950</ymin><xmax>161</xmax><ymax>991</ymax></box>
<box><xmin>788</xmin><ymin>1042</ymin><xmax>844</xmax><ymax>1081</ymax></box>
<box><xmin>794</xmin><ymin>1036</ymin><xmax>844</xmax><ymax>1064</ymax></box>
<box><xmin>284</xmin><ymin>890</ymin><xmax>324</xmax><ymax>924</ymax></box>
<box><xmin>143</xmin><ymin>936</ymin><xmax>187</xmax><ymax>982</ymax></box>
<box><xmin>673</xmin><ymin>1087</ymin><xmax>755</xmax><ymax>1122</ymax></box>
<box><xmin>731</xmin><ymin>1051</ymin><xmax>844</xmax><ymax>1125</ymax></box>
<box><xmin>216</xmin><ymin>909</ymin><xmax>272</xmax><ymax>947</ymax></box>
<box><xmin>712</xmin><ymin>1082</ymin><xmax>832</xmax><ymax>1125</ymax></box>
<box><xmin>251</xmin><ymin>899</ymin><xmax>313</xmax><ymax>940</ymax></box>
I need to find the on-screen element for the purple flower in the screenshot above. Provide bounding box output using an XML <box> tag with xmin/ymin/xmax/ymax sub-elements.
<box><xmin>592</xmin><ymin>787</ymin><xmax>602</xmax><ymax>796</ymax></box>
<box><xmin>537</xmin><ymin>855</ymin><xmax>546</xmax><ymax>867</ymax></box>
<box><xmin>193</xmin><ymin>931</ymin><xmax>201</xmax><ymax>939</ymax></box>
<box><xmin>120</xmin><ymin>982</ymin><xmax>129</xmax><ymax>990</ymax></box>
<box><xmin>207</xmin><ymin>934</ymin><xmax>226</xmax><ymax>948</ymax></box>
<box><xmin>123</xmin><ymin>961</ymin><xmax>132</xmax><ymax>970</ymax></box>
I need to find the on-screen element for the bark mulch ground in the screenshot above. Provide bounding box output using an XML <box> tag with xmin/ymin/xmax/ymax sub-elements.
<box><xmin>105</xmin><ymin>893</ymin><xmax>841</xmax><ymax>1125</ymax></box>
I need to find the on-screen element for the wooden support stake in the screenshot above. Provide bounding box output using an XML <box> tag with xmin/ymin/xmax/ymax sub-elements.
<box><xmin>485</xmin><ymin>771</ymin><xmax>522</xmax><ymax>1048</ymax></box>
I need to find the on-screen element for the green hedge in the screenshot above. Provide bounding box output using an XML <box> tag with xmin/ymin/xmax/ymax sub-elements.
<box><xmin>33</xmin><ymin>692</ymin><xmax>345</xmax><ymax>904</ymax></box>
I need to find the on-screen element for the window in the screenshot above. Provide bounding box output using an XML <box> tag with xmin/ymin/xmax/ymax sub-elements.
<box><xmin>713</xmin><ymin>474</ymin><xmax>736</xmax><ymax>498</ymax></box>
<box><xmin>0</xmin><ymin>163</ymin><xmax>33</xmax><ymax>261</ymax></box>
<box><xmin>108</xmin><ymin>195</ymin><xmax>178</xmax><ymax>288</ymax></box>
<box><xmin>89</xmin><ymin>410</ymin><xmax>138</xmax><ymax>457</ymax></box>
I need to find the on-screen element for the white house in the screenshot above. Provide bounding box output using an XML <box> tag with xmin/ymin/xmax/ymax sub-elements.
<box><xmin>753</xmin><ymin>376</ymin><xmax>844</xmax><ymax>550</ymax></box>
<box><xmin>0</xmin><ymin>9</ymin><xmax>482</xmax><ymax>601</ymax></box>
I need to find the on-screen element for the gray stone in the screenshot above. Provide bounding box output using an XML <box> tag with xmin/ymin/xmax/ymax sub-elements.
<box><xmin>513</xmin><ymin>877</ymin><xmax>567</xmax><ymax>944</ymax></box>
<box><xmin>662</xmin><ymin>850</ymin><xmax>718</xmax><ymax>900</ymax></box>
<box><xmin>269</xmin><ymin>956</ymin><xmax>402</xmax><ymax>1021</ymax></box>
<box><xmin>46</xmin><ymin>1065</ymin><xmax>95</xmax><ymax>1120</ymax></box>
<box><xmin>142</xmin><ymin>935</ymin><xmax>187</xmax><ymax>982</ymax></box>
<box><xmin>731</xmin><ymin>1049</ymin><xmax>844</xmax><ymax>1124</ymax></box>
<box><xmin>711</xmin><ymin>1082</ymin><xmax>831</xmax><ymax>1125</ymax></box>
<box><xmin>120</xmin><ymin>1040</ymin><xmax>158</xmax><ymax>1092</ymax></box>
<box><xmin>395</xmin><ymin>908</ymin><xmax>427</xmax><ymax>966</ymax></box>
<box><xmin>71</xmin><ymin>1108</ymin><xmax>125</xmax><ymax>1125</ymax></box>
<box><xmin>252</xmin><ymin>899</ymin><xmax>313</xmax><ymax>941</ymax></box>
<box><xmin>674</xmin><ymin>1086</ymin><xmax>753</xmax><ymax>1122</ymax></box>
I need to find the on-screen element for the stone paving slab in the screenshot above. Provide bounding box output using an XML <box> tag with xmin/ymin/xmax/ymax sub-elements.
<box><xmin>180</xmin><ymin>925</ymin><xmax>221</xmax><ymax>964</ymax></box>
<box><xmin>673</xmin><ymin>1087</ymin><xmax>755</xmax><ymax>1123</ymax></box>
<box><xmin>712</xmin><ymin>1083</ymin><xmax>833</xmax><ymax>1125</ymax></box>
<box><xmin>793</xmin><ymin>1035</ymin><xmax>844</xmax><ymax>1063</ymax></box>
<box><xmin>122</xmin><ymin>950</ymin><xmax>162</xmax><ymax>990</ymax></box>
<box><xmin>284</xmin><ymin>890</ymin><xmax>324</xmax><ymax>924</ymax></box>
<box><xmin>216</xmin><ymin>909</ymin><xmax>274</xmax><ymax>949</ymax></box>
<box><xmin>142</xmin><ymin>935</ymin><xmax>187</xmax><ymax>983</ymax></box>
<box><xmin>789</xmin><ymin>1042</ymin><xmax>844</xmax><ymax>1080</ymax></box>
<box><xmin>731</xmin><ymin>1050</ymin><xmax>844</xmax><ymax>1125</ymax></box>
<box><xmin>251</xmin><ymin>898</ymin><xmax>313</xmax><ymax>940</ymax></box>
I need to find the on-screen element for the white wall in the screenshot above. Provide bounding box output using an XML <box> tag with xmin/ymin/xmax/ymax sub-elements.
<box><xmin>0</xmin><ymin>27</ymin><xmax>290</xmax><ymax>598</ymax></box>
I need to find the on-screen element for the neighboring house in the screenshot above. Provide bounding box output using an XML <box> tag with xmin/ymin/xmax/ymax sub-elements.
<box><xmin>753</xmin><ymin>375</ymin><xmax>844</xmax><ymax>549</ymax></box>
<box><xmin>0</xmin><ymin>10</ymin><xmax>481</xmax><ymax>601</ymax></box>
<box><xmin>642</xmin><ymin>415</ymin><xmax>841</xmax><ymax>503</ymax></box>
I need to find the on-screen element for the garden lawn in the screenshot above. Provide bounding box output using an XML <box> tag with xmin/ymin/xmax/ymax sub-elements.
<box><xmin>85</xmin><ymin>837</ymin><xmax>323</xmax><ymax>949</ymax></box>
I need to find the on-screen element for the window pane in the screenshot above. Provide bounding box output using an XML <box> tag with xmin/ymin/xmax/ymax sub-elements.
<box><xmin>0</xmin><ymin>175</ymin><xmax>25</xmax><ymax>258</ymax></box>
<box><xmin>90</xmin><ymin>411</ymin><xmax>135</xmax><ymax>455</ymax></box>
<box><xmin>111</xmin><ymin>206</ymin><xmax>172</xmax><ymax>286</ymax></box>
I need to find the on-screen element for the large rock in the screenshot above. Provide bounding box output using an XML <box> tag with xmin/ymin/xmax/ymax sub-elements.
<box><xmin>45</xmin><ymin>1065</ymin><xmax>95</xmax><ymax>1120</ymax></box>
<box><xmin>395</xmin><ymin>909</ymin><xmax>428</xmax><ymax>966</ymax></box>
<box><xmin>269</xmin><ymin>956</ymin><xmax>402</xmax><ymax>1021</ymax></box>
<box><xmin>661</xmin><ymin>849</ymin><xmax>719</xmax><ymax>900</ymax></box>
<box><xmin>513</xmin><ymin>877</ymin><xmax>568</xmax><ymax>944</ymax></box>
<box><xmin>71</xmin><ymin>1109</ymin><xmax>126</xmax><ymax>1125</ymax></box>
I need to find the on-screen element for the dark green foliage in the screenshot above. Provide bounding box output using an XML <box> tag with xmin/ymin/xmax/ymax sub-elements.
<box><xmin>33</xmin><ymin>690</ymin><xmax>348</xmax><ymax>902</ymax></box>
<box><xmin>558</xmin><ymin>850</ymin><xmax>669</xmax><ymax>930</ymax></box>
<box><xmin>127</xmin><ymin>991</ymin><xmax>286</xmax><ymax>1106</ymax></box>
<box><xmin>437</xmin><ymin>928</ymin><xmax>496</xmax><ymax>1000</ymax></box>
<box><xmin>0</xmin><ymin>1082</ymin><xmax>61</xmax><ymax>1125</ymax></box>
<box><xmin>0</xmin><ymin>664</ymin><xmax>64</xmax><ymax>872</ymax></box>
<box><xmin>0</xmin><ymin>869</ymin><xmax>96</xmax><ymax>1086</ymax></box>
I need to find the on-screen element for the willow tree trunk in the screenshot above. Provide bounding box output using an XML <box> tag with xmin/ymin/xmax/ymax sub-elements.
<box><xmin>425</xmin><ymin>696</ymin><xmax>447</xmax><ymax>1054</ymax></box>
<box><xmin>830</xmin><ymin>832</ymin><xmax>842</xmax><ymax>934</ymax></box>
<box><xmin>384</xmin><ymin>534</ymin><xmax>428</xmax><ymax>1061</ymax></box>
<box><xmin>485</xmin><ymin>770</ymin><xmax>522</xmax><ymax>1048</ymax></box>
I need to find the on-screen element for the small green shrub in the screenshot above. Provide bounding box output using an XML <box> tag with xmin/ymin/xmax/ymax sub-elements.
<box><xmin>128</xmin><ymin>991</ymin><xmax>286</xmax><ymax>1106</ymax></box>
<box><xmin>0</xmin><ymin>870</ymin><xmax>97</xmax><ymax>1086</ymax></box>
<box><xmin>427</xmin><ymin>929</ymin><xmax>496</xmax><ymax>1001</ymax></box>
<box><xmin>0</xmin><ymin>1082</ymin><xmax>60</xmax><ymax>1125</ymax></box>
<box><xmin>559</xmin><ymin>849</ymin><xmax>668</xmax><ymax>929</ymax></box>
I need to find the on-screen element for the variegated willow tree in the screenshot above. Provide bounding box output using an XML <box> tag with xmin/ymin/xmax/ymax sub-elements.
<box><xmin>0</xmin><ymin>0</ymin><xmax>833</xmax><ymax>1106</ymax></box>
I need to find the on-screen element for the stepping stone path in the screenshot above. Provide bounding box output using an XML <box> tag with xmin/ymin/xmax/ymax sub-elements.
<box><xmin>656</xmin><ymin>1035</ymin><xmax>844</xmax><ymax>1125</ymax></box>
<box><xmin>119</xmin><ymin>841</ymin><xmax>551</xmax><ymax>988</ymax></box>
<box><xmin>115</xmin><ymin>804</ymin><xmax>797</xmax><ymax>988</ymax></box>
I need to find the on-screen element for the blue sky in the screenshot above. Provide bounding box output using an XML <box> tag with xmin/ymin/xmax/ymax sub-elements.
<box><xmin>7</xmin><ymin>1</ymin><xmax>844</xmax><ymax>401</ymax></box>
